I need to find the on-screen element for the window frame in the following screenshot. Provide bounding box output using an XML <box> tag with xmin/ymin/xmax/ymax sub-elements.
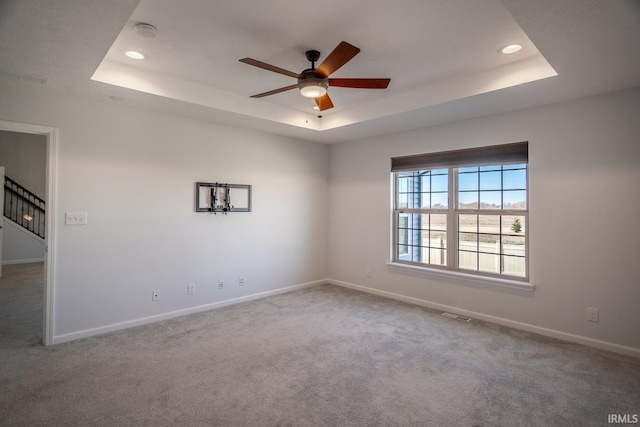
<box><xmin>391</xmin><ymin>144</ymin><xmax>530</xmax><ymax>283</ymax></box>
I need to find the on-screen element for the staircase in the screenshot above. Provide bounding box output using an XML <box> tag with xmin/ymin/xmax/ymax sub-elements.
<box><xmin>3</xmin><ymin>176</ymin><xmax>45</xmax><ymax>239</ymax></box>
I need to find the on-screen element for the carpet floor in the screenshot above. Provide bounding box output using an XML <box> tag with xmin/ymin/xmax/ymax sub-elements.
<box><xmin>1</xmin><ymin>265</ymin><xmax>639</xmax><ymax>426</ymax></box>
<box><xmin>0</xmin><ymin>262</ymin><xmax>44</xmax><ymax>348</ymax></box>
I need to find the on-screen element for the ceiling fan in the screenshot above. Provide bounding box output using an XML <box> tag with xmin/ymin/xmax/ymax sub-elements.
<box><xmin>239</xmin><ymin>41</ymin><xmax>390</xmax><ymax>111</ymax></box>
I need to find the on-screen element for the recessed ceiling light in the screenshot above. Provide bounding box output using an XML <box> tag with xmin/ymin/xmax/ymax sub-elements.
<box><xmin>499</xmin><ymin>44</ymin><xmax>522</xmax><ymax>55</ymax></box>
<box><xmin>313</xmin><ymin>105</ymin><xmax>320</xmax><ymax>111</ymax></box>
<box><xmin>122</xmin><ymin>50</ymin><xmax>147</xmax><ymax>60</ymax></box>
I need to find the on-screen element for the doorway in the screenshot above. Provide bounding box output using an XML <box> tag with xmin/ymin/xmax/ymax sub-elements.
<box><xmin>0</xmin><ymin>120</ymin><xmax>57</xmax><ymax>345</ymax></box>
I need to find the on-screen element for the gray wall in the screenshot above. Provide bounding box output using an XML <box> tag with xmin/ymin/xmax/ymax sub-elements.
<box><xmin>2</xmin><ymin>218</ymin><xmax>45</xmax><ymax>263</ymax></box>
<box><xmin>0</xmin><ymin>130</ymin><xmax>46</xmax><ymax>199</ymax></box>
<box><xmin>0</xmin><ymin>81</ymin><xmax>329</xmax><ymax>342</ymax></box>
<box><xmin>328</xmin><ymin>87</ymin><xmax>640</xmax><ymax>353</ymax></box>
<box><xmin>0</xmin><ymin>129</ymin><xmax>47</xmax><ymax>263</ymax></box>
<box><xmin>2</xmin><ymin>77</ymin><xmax>639</xmax><ymax>356</ymax></box>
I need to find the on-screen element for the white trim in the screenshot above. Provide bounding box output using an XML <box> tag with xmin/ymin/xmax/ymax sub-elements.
<box><xmin>50</xmin><ymin>275</ymin><xmax>640</xmax><ymax>358</ymax></box>
<box><xmin>3</xmin><ymin>258</ymin><xmax>45</xmax><ymax>265</ymax></box>
<box><xmin>0</xmin><ymin>119</ymin><xmax>57</xmax><ymax>346</ymax></box>
<box><xmin>44</xmin><ymin>127</ymin><xmax>58</xmax><ymax>346</ymax></box>
<box><xmin>391</xmin><ymin>163</ymin><xmax>530</xmax><ymax>284</ymax></box>
<box><xmin>386</xmin><ymin>261</ymin><xmax>534</xmax><ymax>294</ymax></box>
<box><xmin>328</xmin><ymin>278</ymin><xmax>640</xmax><ymax>359</ymax></box>
<box><xmin>52</xmin><ymin>279</ymin><xmax>325</xmax><ymax>344</ymax></box>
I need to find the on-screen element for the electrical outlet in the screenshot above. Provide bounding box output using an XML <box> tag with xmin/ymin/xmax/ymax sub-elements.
<box><xmin>187</xmin><ymin>283</ymin><xmax>195</xmax><ymax>295</ymax></box>
<box><xmin>365</xmin><ymin>268</ymin><xmax>371</xmax><ymax>279</ymax></box>
<box><xmin>587</xmin><ymin>307</ymin><xmax>599</xmax><ymax>322</ymax></box>
<box><xmin>218</xmin><ymin>279</ymin><xmax>224</xmax><ymax>289</ymax></box>
<box><xmin>152</xmin><ymin>290</ymin><xmax>160</xmax><ymax>302</ymax></box>
<box><xmin>239</xmin><ymin>276</ymin><xmax>245</xmax><ymax>285</ymax></box>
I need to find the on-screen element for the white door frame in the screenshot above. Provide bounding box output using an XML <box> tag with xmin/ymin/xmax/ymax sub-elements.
<box><xmin>0</xmin><ymin>166</ymin><xmax>4</xmax><ymax>278</ymax></box>
<box><xmin>0</xmin><ymin>119</ymin><xmax>57</xmax><ymax>346</ymax></box>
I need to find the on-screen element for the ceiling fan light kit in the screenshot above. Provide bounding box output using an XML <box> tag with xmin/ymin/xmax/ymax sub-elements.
<box><xmin>298</xmin><ymin>77</ymin><xmax>328</xmax><ymax>98</ymax></box>
<box><xmin>239</xmin><ymin>41</ymin><xmax>390</xmax><ymax>111</ymax></box>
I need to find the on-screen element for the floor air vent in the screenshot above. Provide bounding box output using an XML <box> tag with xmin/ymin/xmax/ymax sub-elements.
<box><xmin>441</xmin><ymin>312</ymin><xmax>472</xmax><ymax>322</ymax></box>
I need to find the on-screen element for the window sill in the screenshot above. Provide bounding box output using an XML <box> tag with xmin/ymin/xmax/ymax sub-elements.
<box><xmin>386</xmin><ymin>262</ymin><xmax>535</xmax><ymax>295</ymax></box>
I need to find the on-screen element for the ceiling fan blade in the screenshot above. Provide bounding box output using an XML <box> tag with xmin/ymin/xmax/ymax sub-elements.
<box><xmin>250</xmin><ymin>84</ymin><xmax>298</xmax><ymax>98</ymax></box>
<box><xmin>315</xmin><ymin>41</ymin><xmax>360</xmax><ymax>77</ymax></box>
<box><xmin>239</xmin><ymin>58</ymin><xmax>300</xmax><ymax>79</ymax></box>
<box><xmin>315</xmin><ymin>94</ymin><xmax>334</xmax><ymax>111</ymax></box>
<box><xmin>329</xmin><ymin>78</ymin><xmax>391</xmax><ymax>89</ymax></box>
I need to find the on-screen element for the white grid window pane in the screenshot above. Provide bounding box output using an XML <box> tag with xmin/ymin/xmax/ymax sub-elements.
<box><xmin>393</xmin><ymin>151</ymin><xmax>528</xmax><ymax>281</ymax></box>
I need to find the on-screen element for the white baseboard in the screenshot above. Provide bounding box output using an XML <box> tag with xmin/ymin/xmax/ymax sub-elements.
<box><xmin>327</xmin><ymin>278</ymin><xmax>640</xmax><ymax>359</ymax></box>
<box><xmin>3</xmin><ymin>258</ymin><xmax>45</xmax><ymax>265</ymax></box>
<box><xmin>51</xmin><ymin>277</ymin><xmax>640</xmax><ymax>358</ymax></box>
<box><xmin>52</xmin><ymin>279</ymin><xmax>325</xmax><ymax>345</ymax></box>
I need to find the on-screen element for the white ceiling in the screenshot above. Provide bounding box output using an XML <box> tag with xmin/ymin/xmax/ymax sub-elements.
<box><xmin>0</xmin><ymin>0</ymin><xmax>639</xmax><ymax>143</ymax></box>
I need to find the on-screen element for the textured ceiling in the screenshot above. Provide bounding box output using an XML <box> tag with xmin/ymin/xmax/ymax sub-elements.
<box><xmin>0</xmin><ymin>0</ymin><xmax>639</xmax><ymax>143</ymax></box>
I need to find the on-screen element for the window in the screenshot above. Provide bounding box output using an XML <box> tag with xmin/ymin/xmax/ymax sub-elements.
<box><xmin>391</xmin><ymin>142</ymin><xmax>528</xmax><ymax>281</ymax></box>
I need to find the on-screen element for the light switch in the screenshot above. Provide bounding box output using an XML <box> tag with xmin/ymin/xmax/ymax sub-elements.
<box><xmin>65</xmin><ymin>212</ymin><xmax>88</xmax><ymax>225</ymax></box>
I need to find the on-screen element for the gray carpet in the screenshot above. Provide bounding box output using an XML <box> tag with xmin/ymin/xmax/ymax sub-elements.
<box><xmin>0</xmin><ymin>262</ymin><xmax>44</xmax><ymax>348</ymax></box>
<box><xmin>1</xmin><ymin>265</ymin><xmax>639</xmax><ymax>426</ymax></box>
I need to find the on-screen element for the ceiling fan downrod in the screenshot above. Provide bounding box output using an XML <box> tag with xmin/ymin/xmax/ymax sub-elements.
<box><xmin>305</xmin><ymin>50</ymin><xmax>321</xmax><ymax>70</ymax></box>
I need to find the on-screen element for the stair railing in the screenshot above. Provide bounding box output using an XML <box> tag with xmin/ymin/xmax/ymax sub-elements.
<box><xmin>3</xmin><ymin>176</ymin><xmax>46</xmax><ymax>239</ymax></box>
